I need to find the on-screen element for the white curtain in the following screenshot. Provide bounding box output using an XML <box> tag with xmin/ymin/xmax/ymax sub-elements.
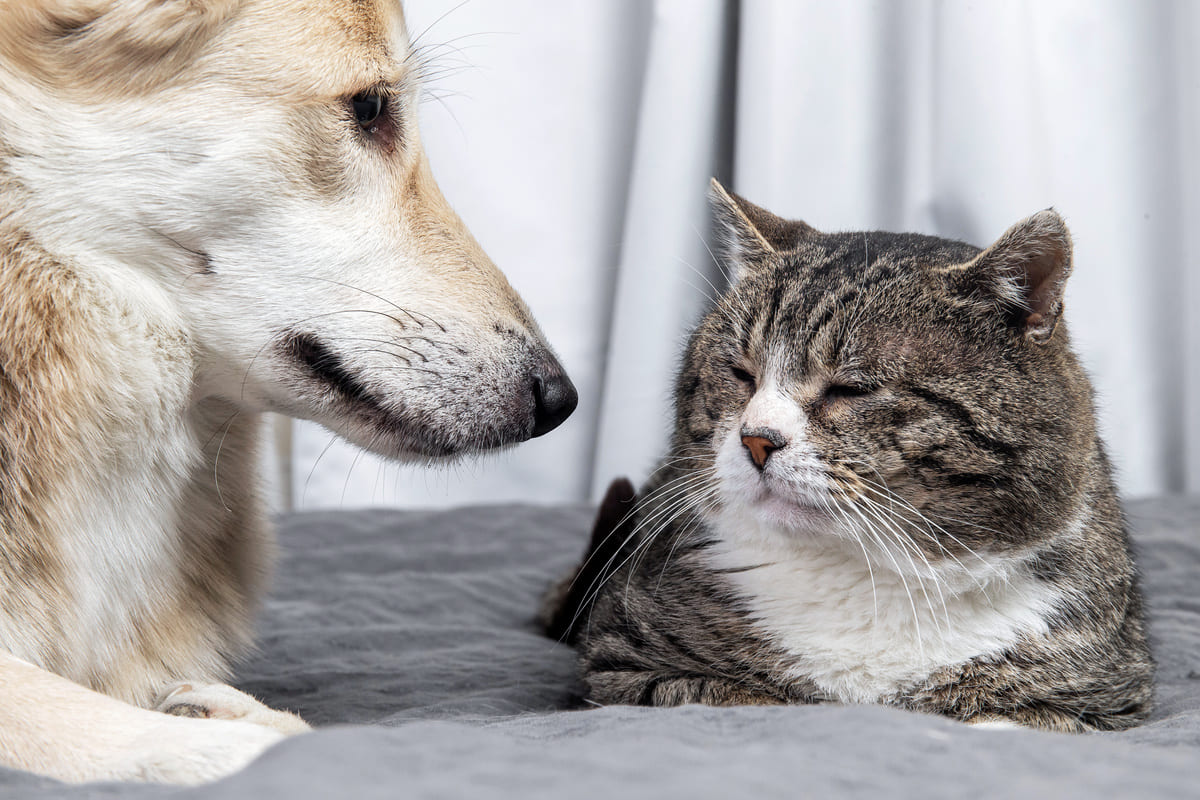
<box><xmin>282</xmin><ymin>0</ymin><xmax>1200</xmax><ymax>511</ymax></box>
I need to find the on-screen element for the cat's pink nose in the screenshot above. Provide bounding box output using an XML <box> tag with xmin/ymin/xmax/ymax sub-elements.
<box><xmin>741</xmin><ymin>428</ymin><xmax>786</xmax><ymax>470</ymax></box>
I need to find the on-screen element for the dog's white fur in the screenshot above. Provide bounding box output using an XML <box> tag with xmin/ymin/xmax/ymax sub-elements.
<box><xmin>0</xmin><ymin>0</ymin><xmax>572</xmax><ymax>784</ymax></box>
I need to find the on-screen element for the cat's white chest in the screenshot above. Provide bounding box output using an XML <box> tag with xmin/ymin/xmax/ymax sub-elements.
<box><xmin>705</xmin><ymin>511</ymin><xmax>1062</xmax><ymax>704</ymax></box>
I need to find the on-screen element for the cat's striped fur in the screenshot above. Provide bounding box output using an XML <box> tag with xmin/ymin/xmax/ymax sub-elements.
<box><xmin>543</xmin><ymin>181</ymin><xmax>1153</xmax><ymax>731</ymax></box>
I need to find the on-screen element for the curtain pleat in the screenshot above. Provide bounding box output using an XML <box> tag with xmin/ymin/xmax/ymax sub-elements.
<box><xmin>590</xmin><ymin>0</ymin><xmax>739</xmax><ymax>499</ymax></box>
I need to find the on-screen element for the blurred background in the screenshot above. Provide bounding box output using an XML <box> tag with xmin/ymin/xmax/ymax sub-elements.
<box><xmin>270</xmin><ymin>0</ymin><xmax>1200</xmax><ymax>512</ymax></box>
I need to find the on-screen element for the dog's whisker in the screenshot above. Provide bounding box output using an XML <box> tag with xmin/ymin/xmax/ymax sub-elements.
<box><xmin>289</xmin><ymin>276</ymin><xmax>447</xmax><ymax>332</ymax></box>
<box><xmin>405</xmin><ymin>0</ymin><xmax>474</xmax><ymax>55</ymax></box>
<box><xmin>301</xmin><ymin>434</ymin><xmax>340</xmax><ymax>507</ymax></box>
<box><xmin>211</xmin><ymin>410</ymin><xmax>240</xmax><ymax>513</ymax></box>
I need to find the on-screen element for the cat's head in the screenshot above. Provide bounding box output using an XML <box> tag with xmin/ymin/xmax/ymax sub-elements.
<box><xmin>676</xmin><ymin>180</ymin><xmax>1099</xmax><ymax>571</ymax></box>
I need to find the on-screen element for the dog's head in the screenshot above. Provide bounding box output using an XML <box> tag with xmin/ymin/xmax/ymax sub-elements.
<box><xmin>0</xmin><ymin>0</ymin><xmax>576</xmax><ymax>459</ymax></box>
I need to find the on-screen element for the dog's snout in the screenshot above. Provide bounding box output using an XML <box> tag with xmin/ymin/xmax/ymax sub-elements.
<box><xmin>530</xmin><ymin>356</ymin><xmax>578</xmax><ymax>438</ymax></box>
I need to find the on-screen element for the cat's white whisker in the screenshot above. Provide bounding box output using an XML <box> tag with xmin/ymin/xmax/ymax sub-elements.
<box><xmin>675</xmin><ymin>255</ymin><xmax>725</xmax><ymax>307</ymax></box>
<box><xmin>618</xmin><ymin>485</ymin><xmax>717</xmax><ymax>614</ymax></box>
<box><xmin>840</xmin><ymin>501</ymin><xmax>926</xmax><ymax>661</ymax></box>
<box><xmin>653</xmin><ymin>490</ymin><xmax>724</xmax><ymax>597</ymax></box>
<box><xmin>854</xmin><ymin>493</ymin><xmax>955</xmax><ymax>644</ymax></box>
<box><xmin>825</xmin><ymin>499</ymin><xmax>878</xmax><ymax>622</ymax></box>
<box><xmin>693</xmin><ymin>225</ymin><xmax>756</xmax><ymax>321</ymax></box>
<box><xmin>565</xmin><ymin>472</ymin><xmax>709</xmax><ymax>633</ymax></box>
<box><xmin>570</xmin><ymin>465</ymin><xmax>713</xmax><ymax>586</ymax></box>
<box><xmin>624</xmin><ymin>476</ymin><xmax>718</xmax><ymax>568</ymax></box>
<box><xmin>573</xmin><ymin>469</ymin><xmax>719</xmax><ymax>629</ymax></box>
<box><xmin>921</xmin><ymin>507</ymin><xmax>1009</xmax><ymax>540</ymax></box>
<box><xmin>842</xmin><ymin>467</ymin><xmax>1002</xmax><ymax>598</ymax></box>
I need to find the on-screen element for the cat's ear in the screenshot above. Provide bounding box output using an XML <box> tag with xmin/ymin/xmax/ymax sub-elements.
<box><xmin>709</xmin><ymin>179</ymin><xmax>816</xmax><ymax>282</ymax></box>
<box><xmin>953</xmin><ymin>210</ymin><xmax>1074</xmax><ymax>344</ymax></box>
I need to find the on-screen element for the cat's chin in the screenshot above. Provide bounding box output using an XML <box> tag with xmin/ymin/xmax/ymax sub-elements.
<box><xmin>745</xmin><ymin>486</ymin><xmax>834</xmax><ymax>534</ymax></box>
<box><xmin>716</xmin><ymin>468</ymin><xmax>836</xmax><ymax>535</ymax></box>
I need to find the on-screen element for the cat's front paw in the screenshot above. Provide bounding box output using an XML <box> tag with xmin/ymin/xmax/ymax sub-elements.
<box><xmin>590</xmin><ymin>671</ymin><xmax>790</xmax><ymax>707</ymax></box>
<box><xmin>967</xmin><ymin>716</ymin><xmax>1024</xmax><ymax>730</ymax></box>
<box><xmin>154</xmin><ymin>682</ymin><xmax>310</xmax><ymax>734</ymax></box>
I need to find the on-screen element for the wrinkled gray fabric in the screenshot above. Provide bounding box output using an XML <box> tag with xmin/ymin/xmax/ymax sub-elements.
<box><xmin>3</xmin><ymin>498</ymin><xmax>1199</xmax><ymax>799</ymax></box>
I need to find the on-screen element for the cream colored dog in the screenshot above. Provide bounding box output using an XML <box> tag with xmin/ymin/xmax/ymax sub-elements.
<box><xmin>0</xmin><ymin>0</ymin><xmax>576</xmax><ymax>784</ymax></box>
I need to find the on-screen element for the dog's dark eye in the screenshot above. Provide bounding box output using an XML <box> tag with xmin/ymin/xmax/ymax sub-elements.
<box><xmin>730</xmin><ymin>366</ymin><xmax>757</xmax><ymax>392</ymax></box>
<box><xmin>347</xmin><ymin>91</ymin><xmax>400</xmax><ymax>151</ymax></box>
<box><xmin>352</xmin><ymin>93</ymin><xmax>384</xmax><ymax>129</ymax></box>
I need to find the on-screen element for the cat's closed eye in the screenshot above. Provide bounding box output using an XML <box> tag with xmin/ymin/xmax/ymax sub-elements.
<box><xmin>821</xmin><ymin>382</ymin><xmax>874</xmax><ymax>405</ymax></box>
<box><xmin>729</xmin><ymin>365</ymin><xmax>757</xmax><ymax>392</ymax></box>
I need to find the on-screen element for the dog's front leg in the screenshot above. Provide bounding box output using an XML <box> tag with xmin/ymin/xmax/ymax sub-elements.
<box><xmin>155</xmin><ymin>681</ymin><xmax>310</xmax><ymax>734</ymax></box>
<box><xmin>0</xmin><ymin>652</ymin><xmax>298</xmax><ymax>784</ymax></box>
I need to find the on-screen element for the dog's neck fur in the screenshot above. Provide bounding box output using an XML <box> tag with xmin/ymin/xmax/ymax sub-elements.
<box><xmin>0</xmin><ymin>205</ymin><xmax>268</xmax><ymax>705</ymax></box>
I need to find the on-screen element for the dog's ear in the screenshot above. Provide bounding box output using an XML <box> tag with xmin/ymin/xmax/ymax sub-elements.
<box><xmin>709</xmin><ymin>178</ymin><xmax>817</xmax><ymax>284</ymax></box>
<box><xmin>2</xmin><ymin>0</ymin><xmax>238</xmax><ymax>94</ymax></box>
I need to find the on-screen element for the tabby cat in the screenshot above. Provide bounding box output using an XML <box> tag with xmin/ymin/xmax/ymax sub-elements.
<box><xmin>542</xmin><ymin>180</ymin><xmax>1154</xmax><ymax>731</ymax></box>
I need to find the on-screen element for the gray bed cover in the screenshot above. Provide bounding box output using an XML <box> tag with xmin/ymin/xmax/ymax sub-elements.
<box><xmin>2</xmin><ymin>497</ymin><xmax>1198</xmax><ymax>799</ymax></box>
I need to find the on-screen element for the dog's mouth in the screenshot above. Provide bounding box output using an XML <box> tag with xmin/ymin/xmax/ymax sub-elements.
<box><xmin>282</xmin><ymin>331</ymin><xmax>458</xmax><ymax>456</ymax></box>
<box><xmin>286</xmin><ymin>331</ymin><xmax>379</xmax><ymax>409</ymax></box>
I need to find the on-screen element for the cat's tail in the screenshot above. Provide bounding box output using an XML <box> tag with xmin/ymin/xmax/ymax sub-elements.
<box><xmin>539</xmin><ymin>477</ymin><xmax>639</xmax><ymax>645</ymax></box>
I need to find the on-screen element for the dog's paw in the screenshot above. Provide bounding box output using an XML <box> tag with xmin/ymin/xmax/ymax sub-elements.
<box><xmin>125</xmin><ymin>716</ymin><xmax>289</xmax><ymax>785</ymax></box>
<box><xmin>154</xmin><ymin>682</ymin><xmax>311</xmax><ymax>735</ymax></box>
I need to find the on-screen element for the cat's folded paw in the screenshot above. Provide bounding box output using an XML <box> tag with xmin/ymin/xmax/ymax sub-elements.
<box><xmin>967</xmin><ymin>716</ymin><xmax>1024</xmax><ymax>731</ymax></box>
<box><xmin>590</xmin><ymin>671</ymin><xmax>791</xmax><ymax>707</ymax></box>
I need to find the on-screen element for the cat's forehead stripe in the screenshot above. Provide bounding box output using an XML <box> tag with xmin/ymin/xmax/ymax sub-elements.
<box><xmin>732</xmin><ymin>230</ymin><xmax>987</xmax><ymax>383</ymax></box>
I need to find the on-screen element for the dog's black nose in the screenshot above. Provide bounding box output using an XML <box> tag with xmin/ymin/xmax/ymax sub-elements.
<box><xmin>531</xmin><ymin>358</ymin><xmax>578</xmax><ymax>437</ymax></box>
